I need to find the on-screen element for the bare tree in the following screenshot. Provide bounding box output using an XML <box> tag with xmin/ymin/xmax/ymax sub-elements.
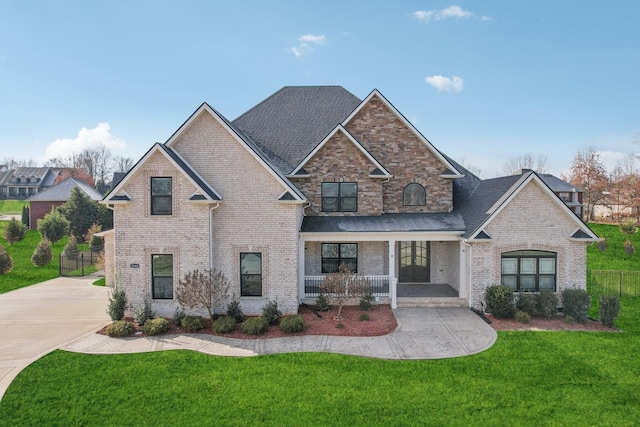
<box><xmin>176</xmin><ymin>269</ymin><xmax>230</xmax><ymax>320</ymax></box>
<box><xmin>456</xmin><ymin>157</ymin><xmax>483</xmax><ymax>178</ymax></box>
<box><xmin>502</xmin><ymin>153</ymin><xmax>549</xmax><ymax>175</ymax></box>
<box><xmin>320</xmin><ymin>264</ymin><xmax>371</xmax><ymax>321</ymax></box>
<box><xmin>564</xmin><ymin>147</ymin><xmax>610</xmax><ymax>221</ymax></box>
<box><xmin>609</xmin><ymin>155</ymin><xmax>640</xmax><ymax>222</ymax></box>
<box><xmin>113</xmin><ymin>155</ymin><xmax>134</xmax><ymax>173</ymax></box>
<box><xmin>2</xmin><ymin>158</ymin><xmax>39</xmax><ymax>169</ymax></box>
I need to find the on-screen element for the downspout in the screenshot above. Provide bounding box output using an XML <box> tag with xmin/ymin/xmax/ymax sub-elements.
<box><xmin>209</xmin><ymin>203</ymin><xmax>220</xmax><ymax>270</ymax></box>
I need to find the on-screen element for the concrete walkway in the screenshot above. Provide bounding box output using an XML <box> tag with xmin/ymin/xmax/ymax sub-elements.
<box><xmin>0</xmin><ymin>276</ymin><xmax>497</xmax><ymax>401</ymax></box>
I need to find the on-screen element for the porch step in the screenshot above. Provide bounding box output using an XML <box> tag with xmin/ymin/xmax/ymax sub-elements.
<box><xmin>396</xmin><ymin>297</ymin><xmax>469</xmax><ymax>308</ymax></box>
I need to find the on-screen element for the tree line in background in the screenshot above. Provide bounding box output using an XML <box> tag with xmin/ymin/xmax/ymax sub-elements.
<box><xmin>3</xmin><ymin>144</ymin><xmax>134</xmax><ymax>194</ymax></box>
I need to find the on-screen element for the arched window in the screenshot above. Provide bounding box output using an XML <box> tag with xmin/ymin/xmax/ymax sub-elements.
<box><xmin>403</xmin><ymin>183</ymin><xmax>426</xmax><ymax>206</ymax></box>
<box><xmin>501</xmin><ymin>250</ymin><xmax>556</xmax><ymax>292</ymax></box>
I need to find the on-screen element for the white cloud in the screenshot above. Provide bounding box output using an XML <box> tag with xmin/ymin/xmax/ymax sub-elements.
<box><xmin>45</xmin><ymin>122</ymin><xmax>126</xmax><ymax>160</ymax></box>
<box><xmin>291</xmin><ymin>34</ymin><xmax>327</xmax><ymax>57</ymax></box>
<box><xmin>425</xmin><ymin>75</ymin><xmax>464</xmax><ymax>93</ymax></box>
<box><xmin>411</xmin><ymin>5</ymin><xmax>489</xmax><ymax>23</ymax></box>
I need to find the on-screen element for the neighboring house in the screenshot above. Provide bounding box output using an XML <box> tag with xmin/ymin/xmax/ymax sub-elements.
<box><xmin>103</xmin><ymin>86</ymin><xmax>598</xmax><ymax>317</ymax></box>
<box><xmin>27</xmin><ymin>177</ymin><xmax>103</xmax><ymax>229</ymax></box>
<box><xmin>0</xmin><ymin>167</ymin><xmax>58</xmax><ymax>199</ymax></box>
<box><xmin>535</xmin><ymin>171</ymin><xmax>584</xmax><ymax>218</ymax></box>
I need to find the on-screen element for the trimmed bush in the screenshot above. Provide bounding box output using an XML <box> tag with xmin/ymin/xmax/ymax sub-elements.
<box><xmin>535</xmin><ymin>289</ymin><xmax>559</xmax><ymax>319</ymax></box>
<box><xmin>314</xmin><ymin>293</ymin><xmax>330</xmax><ymax>312</ymax></box>
<box><xmin>262</xmin><ymin>300</ymin><xmax>282</xmax><ymax>325</ymax></box>
<box><xmin>227</xmin><ymin>300</ymin><xmax>244</xmax><ymax>323</ymax></box>
<box><xmin>90</xmin><ymin>234</ymin><xmax>104</xmax><ymax>248</ymax></box>
<box><xmin>181</xmin><ymin>315</ymin><xmax>206</xmax><ymax>332</ymax></box>
<box><xmin>134</xmin><ymin>298</ymin><xmax>155</xmax><ymax>326</ymax></box>
<box><xmin>600</xmin><ymin>295</ymin><xmax>621</xmax><ymax>328</ymax></box>
<box><xmin>173</xmin><ymin>307</ymin><xmax>185</xmax><ymax>326</ymax></box>
<box><xmin>514</xmin><ymin>310</ymin><xmax>531</xmax><ymax>324</ymax></box>
<box><xmin>485</xmin><ymin>285</ymin><xmax>516</xmax><ymax>319</ymax></box>
<box><xmin>359</xmin><ymin>313</ymin><xmax>370</xmax><ymax>321</ymax></box>
<box><xmin>106</xmin><ymin>320</ymin><xmax>135</xmax><ymax>337</ymax></box>
<box><xmin>4</xmin><ymin>219</ymin><xmax>27</xmax><ymax>245</ymax></box>
<box><xmin>516</xmin><ymin>293</ymin><xmax>536</xmax><ymax>316</ymax></box>
<box><xmin>561</xmin><ymin>288</ymin><xmax>591</xmax><ymax>323</ymax></box>
<box><xmin>240</xmin><ymin>317</ymin><xmax>269</xmax><ymax>335</ymax></box>
<box><xmin>107</xmin><ymin>287</ymin><xmax>127</xmax><ymax>321</ymax></box>
<box><xmin>0</xmin><ymin>244</ymin><xmax>14</xmax><ymax>275</ymax></box>
<box><xmin>359</xmin><ymin>292</ymin><xmax>374</xmax><ymax>311</ymax></box>
<box><xmin>31</xmin><ymin>239</ymin><xmax>53</xmax><ymax>267</ymax></box>
<box><xmin>143</xmin><ymin>318</ymin><xmax>170</xmax><ymax>335</ymax></box>
<box><xmin>280</xmin><ymin>315</ymin><xmax>307</xmax><ymax>333</ymax></box>
<box><xmin>37</xmin><ymin>209</ymin><xmax>70</xmax><ymax>243</ymax></box>
<box><xmin>212</xmin><ymin>316</ymin><xmax>236</xmax><ymax>333</ymax></box>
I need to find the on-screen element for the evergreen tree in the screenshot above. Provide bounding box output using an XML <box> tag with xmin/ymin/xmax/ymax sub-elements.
<box><xmin>0</xmin><ymin>245</ymin><xmax>13</xmax><ymax>274</ymax></box>
<box><xmin>21</xmin><ymin>205</ymin><xmax>29</xmax><ymax>227</ymax></box>
<box><xmin>4</xmin><ymin>219</ymin><xmax>27</xmax><ymax>245</ymax></box>
<box><xmin>32</xmin><ymin>239</ymin><xmax>53</xmax><ymax>266</ymax></box>
<box><xmin>37</xmin><ymin>208</ymin><xmax>70</xmax><ymax>243</ymax></box>
<box><xmin>58</xmin><ymin>187</ymin><xmax>99</xmax><ymax>239</ymax></box>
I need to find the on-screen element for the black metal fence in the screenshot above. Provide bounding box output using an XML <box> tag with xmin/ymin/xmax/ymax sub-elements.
<box><xmin>304</xmin><ymin>275</ymin><xmax>390</xmax><ymax>297</ymax></box>
<box><xmin>587</xmin><ymin>269</ymin><xmax>640</xmax><ymax>298</ymax></box>
<box><xmin>59</xmin><ymin>245</ymin><xmax>104</xmax><ymax>277</ymax></box>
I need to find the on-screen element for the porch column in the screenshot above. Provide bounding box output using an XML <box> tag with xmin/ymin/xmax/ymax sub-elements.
<box><xmin>388</xmin><ymin>239</ymin><xmax>397</xmax><ymax>309</ymax></box>
<box><xmin>459</xmin><ymin>240</ymin><xmax>467</xmax><ymax>304</ymax></box>
<box><xmin>297</xmin><ymin>236</ymin><xmax>306</xmax><ymax>302</ymax></box>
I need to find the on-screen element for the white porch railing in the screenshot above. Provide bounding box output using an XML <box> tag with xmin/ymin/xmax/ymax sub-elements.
<box><xmin>304</xmin><ymin>275</ymin><xmax>390</xmax><ymax>297</ymax></box>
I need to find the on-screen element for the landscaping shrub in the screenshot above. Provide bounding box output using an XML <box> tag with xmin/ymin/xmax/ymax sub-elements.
<box><xmin>561</xmin><ymin>287</ymin><xmax>591</xmax><ymax>323</ymax></box>
<box><xmin>535</xmin><ymin>289</ymin><xmax>559</xmax><ymax>319</ymax></box>
<box><xmin>107</xmin><ymin>287</ymin><xmax>127</xmax><ymax>321</ymax></box>
<box><xmin>359</xmin><ymin>313</ymin><xmax>370</xmax><ymax>321</ymax></box>
<box><xmin>21</xmin><ymin>205</ymin><xmax>29</xmax><ymax>227</ymax></box>
<box><xmin>516</xmin><ymin>293</ymin><xmax>536</xmax><ymax>316</ymax></box>
<box><xmin>4</xmin><ymin>219</ymin><xmax>27</xmax><ymax>245</ymax></box>
<box><xmin>262</xmin><ymin>300</ymin><xmax>282</xmax><ymax>325</ymax></box>
<box><xmin>227</xmin><ymin>300</ymin><xmax>244</xmax><ymax>323</ymax></box>
<box><xmin>599</xmin><ymin>295</ymin><xmax>621</xmax><ymax>328</ymax></box>
<box><xmin>212</xmin><ymin>316</ymin><xmax>236</xmax><ymax>333</ymax></box>
<box><xmin>314</xmin><ymin>293</ymin><xmax>330</xmax><ymax>312</ymax></box>
<box><xmin>62</xmin><ymin>235</ymin><xmax>79</xmax><ymax>260</ymax></box>
<box><xmin>134</xmin><ymin>298</ymin><xmax>155</xmax><ymax>326</ymax></box>
<box><xmin>90</xmin><ymin>234</ymin><xmax>104</xmax><ymax>248</ymax></box>
<box><xmin>143</xmin><ymin>318</ymin><xmax>170</xmax><ymax>335</ymax></box>
<box><xmin>359</xmin><ymin>292</ymin><xmax>374</xmax><ymax>311</ymax></box>
<box><xmin>514</xmin><ymin>310</ymin><xmax>531</xmax><ymax>324</ymax></box>
<box><xmin>105</xmin><ymin>320</ymin><xmax>135</xmax><ymax>337</ymax></box>
<box><xmin>280</xmin><ymin>315</ymin><xmax>306</xmax><ymax>333</ymax></box>
<box><xmin>0</xmin><ymin>244</ymin><xmax>14</xmax><ymax>275</ymax></box>
<box><xmin>31</xmin><ymin>239</ymin><xmax>53</xmax><ymax>267</ymax></box>
<box><xmin>37</xmin><ymin>208</ymin><xmax>70</xmax><ymax>243</ymax></box>
<box><xmin>484</xmin><ymin>285</ymin><xmax>516</xmax><ymax>319</ymax></box>
<box><xmin>173</xmin><ymin>307</ymin><xmax>185</xmax><ymax>326</ymax></box>
<box><xmin>84</xmin><ymin>223</ymin><xmax>102</xmax><ymax>244</ymax></box>
<box><xmin>181</xmin><ymin>315</ymin><xmax>206</xmax><ymax>332</ymax></box>
<box><xmin>240</xmin><ymin>317</ymin><xmax>268</xmax><ymax>335</ymax></box>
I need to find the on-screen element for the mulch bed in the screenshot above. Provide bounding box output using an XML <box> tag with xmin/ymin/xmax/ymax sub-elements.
<box><xmin>99</xmin><ymin>304</ymin><xmax>398</xmax><ymax>339</ymax></box>
<box><xmin>486</xmin><ymin>313</ymin><xmax>619</xmax><ymax>332</ymax></box>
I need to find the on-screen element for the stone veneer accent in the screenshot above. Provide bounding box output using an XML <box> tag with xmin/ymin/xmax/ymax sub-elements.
<box><xmin>111</xmin><ymin>110</ymin><xmax>302</xmax><ymax>316</ymax></box>
<box><xmin>344</xmin><ymin>95</ymin><xmax>453</xmax><ymax>213</ymax></box>
<box><xmin>291</xmin><ymin>130</ymin><xmax>384</xmax><ymax>216</ymax></box>
<box><xmin>468</xmin><ymin>180</ymin><xmax>588</xmax><ymax>307</ymax></box>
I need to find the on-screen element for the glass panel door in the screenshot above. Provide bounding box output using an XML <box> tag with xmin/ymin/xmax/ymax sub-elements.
<box><xmin>399</xmin><ymin>241</ymin><xmax>430</xmax><ymax>283</ymax></box>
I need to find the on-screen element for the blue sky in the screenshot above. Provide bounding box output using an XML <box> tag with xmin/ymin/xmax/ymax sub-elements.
<box><xmin>1</xmin><ymin>1</ymin><xmax>638</xmax><ymax>177</ymax></box>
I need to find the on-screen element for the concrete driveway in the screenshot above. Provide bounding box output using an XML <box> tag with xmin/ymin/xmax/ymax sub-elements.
<box><xmin>0</xmin><ymin>276</ymin><xmax>110</xmax><ymax>400</ymax></box>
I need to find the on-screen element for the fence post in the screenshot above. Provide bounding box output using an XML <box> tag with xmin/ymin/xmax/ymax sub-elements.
<box><xmin>59</xmin><ymin>253</ymin><xmax>62</xmax><ymax>276</ymax></box>
<box><xmin>81</xmin><ymin>253</ymin><xmax>85</xmax><ymax>277</ymax></box>
<box><xmin>620</xmin><ymin>270</ymin><xmax>623</xmax><ymax>298</ymax></box>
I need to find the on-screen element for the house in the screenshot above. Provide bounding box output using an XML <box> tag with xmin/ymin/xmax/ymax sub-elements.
<box><xmin>26</xmin><ymin>177</ymin><xmax>104</xmax><ymax>229</ymax></box>
<box><xmin>0</xmin><ymin>167</ymin><xmax>58</xmax><ymax>199</ymax></box>
<box><xmin>102</xmin><ymin>86</ymin><xmax>598</xmax><ymax>317</ymax></box>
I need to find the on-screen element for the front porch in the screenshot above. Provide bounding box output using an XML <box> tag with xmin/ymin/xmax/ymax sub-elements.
<box><xmin>298</xmin><ymin>231</ymin><xmax>469</xmax><ymax>308</ymax></box>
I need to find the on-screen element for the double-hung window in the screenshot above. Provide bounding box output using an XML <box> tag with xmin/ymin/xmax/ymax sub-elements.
<box><xmin>321</xmin><ymin>243</ymin><xmax>358</xmax><ymax>273</ymax></box>
<box><xmin>321</xmin><ymin>182</ymin><xmax>357</xmax><ymax>212</ymax></box>
<box><xmin>240</xmin><ymin>253</ymin><xmax>262</xmax><ymax>296</ymax></box>
<box><xmin>152</xmin><ymin>254</ymin><xmax>173</xmax><ymax>299</ymax></box>
<box><xmin>151</xmin><ymin>177</ymin><xmax>172</xmax><ymax>215</ymax></box>
<box><xmin>501</xmin><ymin>250</ymin><xmax>556</xmax><ymax>292</ymax></box>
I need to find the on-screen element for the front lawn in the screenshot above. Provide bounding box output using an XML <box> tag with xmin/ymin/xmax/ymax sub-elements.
<box><xmin>587</xmin><ymin>223</ymin><xmax>640</xmax><ymax>270</ymax></box>
<box><xmin>2</xmin><ymin>298</ymin><xmax>639</xmax><ymax>426</ymax></box>
<box><xmin>0</xmin><ymin>222</ymin><xmax>68</xmax><ymax>294</ymax></box>
<box><xmin>0</xmin><ymin>200</ymin><xmax>27</xmax><ymax>215</ymax></box>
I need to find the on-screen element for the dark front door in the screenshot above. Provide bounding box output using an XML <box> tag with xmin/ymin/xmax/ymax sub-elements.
<box><xmin>399</xmin><ymin>241</ymin><xmax>430</xmax><ymax>283</ymax></box>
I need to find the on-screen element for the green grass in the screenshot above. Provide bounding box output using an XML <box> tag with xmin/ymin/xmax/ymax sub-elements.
<box><xmin>0</xmin><ymin>222</ymin><xmax>68</xmax><ymax>294</ymax></box>
<box><xmin>92</xmin><ymin>277</ymin><xmax>105</xmax><ymax>286</ymax></box>
<box><xmin>587</xmin><ymin>223</ymin><xmax>640</xmax><ymax>270</ymax></box>
<box><xmin>2</xmin><ymin>299</ymin><xmax>639</xmax><ymax>426</ymax></box>
<box><xmin>0</xmin><ymin>200</ymin><xmax>27</xmax><ymax>215</ymax></box>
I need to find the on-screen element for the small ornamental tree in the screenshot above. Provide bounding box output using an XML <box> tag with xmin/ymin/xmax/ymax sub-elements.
<box><xmin>83</xmin><ymin>223</ymin><xmax>102</xmax><ymax>244</ymax></box>
<box><xmin>37</xmin><ymin>208</ymin><xmax>70</xmax><ymax>243</ymax></box>
<box><xmin>624</xmin><ymin>239</ymin><xmax>635</xmax><ymax>256</ymax></box>
<box><xmin>63</xmin><ymin>235</ymin><xmax>79</xmax><ymax>260</ymax></box>
<box><xmin>0</xmin><ymin>245</ymin><xmax>13</xmax><ymax>274</ymax></box>
<box><xmin>176</xmin><ymin>269</ymin><xmax>230</xmax><ymax>320</ymax></box>
<box><xmin>620</xmin><ymin>220</ymin><xmax>637</xmax><ymax>237</ymax></box>
<box><xmin>4</xmin><ymin>219</ymin><xmax>27</xmax><ymax>245</ymax></box>
<box><xmin>597</xmin><ymin>238</ymin><xmax>608</xmax><ymax>252</ymax></box>
<box><xmin>21</xmin><ymin>205</ymin><xmax>29</xmax><ymax>227</ymax></box>
<box><xmin>320</xmin><ymin>264</ymin><xmax>371</xmax><ymax>321</ymax></box>
<box><xmin>31</xmin><ymin>239</ymin><xmax>53</xmax><ymax>267</ymax></box>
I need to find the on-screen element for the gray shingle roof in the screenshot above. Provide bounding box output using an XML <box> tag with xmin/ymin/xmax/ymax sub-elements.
<box><xmin>27</xmin><ymin>177</ymin><xmax>103</xmax><ymax>202</ymax></box>
<box><xmin>232</xmin><ymin>86</ymin><xmax>362</xmax><ymax>174</ymax></box>
<box><xmin>301</xmin><ymin>212</ymin><xmax>465</xmax><ymax>233</ymax></box>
